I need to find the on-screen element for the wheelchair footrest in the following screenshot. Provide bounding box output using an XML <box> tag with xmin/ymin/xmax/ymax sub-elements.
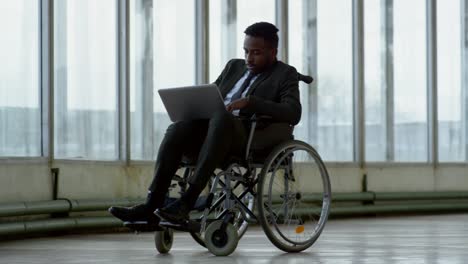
<box><xmin>192</xmin><ymin>195</ymin><xmax>209</xmax><ymax>211</ymax></box>
<box><xmin>159</xmin><ymin>219</ymin><xmax>201</xmax><ymax>233</ymax></box>
<box><xmin>123</xmin><ymin>221</ymin><xmax>163</xmax><ymax>232</ymax></box>
<box><xmin>163</xmin><ymin>197</ymin><xmax>177</xmax><ymax>206</ymax></box>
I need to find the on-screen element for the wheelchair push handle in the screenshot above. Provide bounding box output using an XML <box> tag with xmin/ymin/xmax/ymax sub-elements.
<box><xmin>297</xmin><ymin>73</ymin><xmax>313</xmax><ymax>84</ymax></box>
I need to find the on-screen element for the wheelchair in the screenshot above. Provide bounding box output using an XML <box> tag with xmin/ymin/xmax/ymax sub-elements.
<box><xmin>125</xmin><ymin>73</ymin><xmax>332</xmax><ymax>256</ymax></box>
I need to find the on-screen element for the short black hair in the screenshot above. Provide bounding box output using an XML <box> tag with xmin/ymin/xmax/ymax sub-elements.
<box><xmin>244</xmin><ymin>22</ymin><xmax>279</xmax><ymax>49</ymax></box>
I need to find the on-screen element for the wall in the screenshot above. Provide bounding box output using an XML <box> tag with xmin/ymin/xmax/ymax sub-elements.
<box><xmin>1</xmin><ymin>160</ymin><xmax>467</xmax><ymax>203</ymax></box>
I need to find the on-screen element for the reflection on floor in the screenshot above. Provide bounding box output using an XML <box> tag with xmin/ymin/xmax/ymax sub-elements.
<box><xmin>1</xmin><ymin>214</ymin><xmax>467</xmax><ymax>264</ymax></box>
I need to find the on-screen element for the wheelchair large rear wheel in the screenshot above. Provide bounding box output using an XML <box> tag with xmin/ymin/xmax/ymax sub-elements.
<box><xmin>257</xmin><ymin>140</ymin><xmax>331</xmax><ymax>252</ymax></box>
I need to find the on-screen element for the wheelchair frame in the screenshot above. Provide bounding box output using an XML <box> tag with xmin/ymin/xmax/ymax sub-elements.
<box><xmin>154</xmin><ymin>113</ymin><xmax>332</xmax><ymax>256</ymax></box>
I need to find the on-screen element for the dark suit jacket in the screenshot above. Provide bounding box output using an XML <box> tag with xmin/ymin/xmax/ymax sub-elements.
<box><xmin>214</xmin><ymin>59</ymin><xmax>302</xmax><ymax>126</ymax></box>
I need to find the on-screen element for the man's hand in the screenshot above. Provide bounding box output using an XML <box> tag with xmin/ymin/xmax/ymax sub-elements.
<box><xmin>226</xmin><ymin>97</ymin><xmax>249</xmax><ymax>112</ymax></box>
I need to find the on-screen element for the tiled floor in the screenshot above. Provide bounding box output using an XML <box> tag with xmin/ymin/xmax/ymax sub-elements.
<box><xmin>1</xmin><ymin>214</ymin><xmax>467</xmax><ymax>263</ymax></box>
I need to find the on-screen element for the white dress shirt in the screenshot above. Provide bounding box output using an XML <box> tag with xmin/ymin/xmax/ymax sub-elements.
<box><xmin>223</xmin><ymin>71</ymin><xmax>259</xmax><ymax>116</ymax></box>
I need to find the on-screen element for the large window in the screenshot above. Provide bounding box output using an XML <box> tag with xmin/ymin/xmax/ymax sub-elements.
<box><xmin>437</xmin><ymin>0</ymin><xmax>465</xmax><ymax>162</ymax></box>
<box><xmin>0</xmin><ymin>1</ymin><xmax>41</xmax><ymax>157</ymax></box>
<box><xmin>364</xmin><ymin>0</ymin><xmax>386</xmax><ymax>161</ymax></box>
<box><xmin>316</xmin><ymin>0</ymin><xmax>353</xmax><ymax>161</ymax></box>
<box><xmin>2</xmin><ymin>0</ymin><xmax>467</xmax><ymax>164</ymax></box>
<box><xmin>364</xmin><ymin>0</ymin><xmax>429</xmax><ymax>162</ymax></box>
<box><xmin>130</xmin><ymin>0</ymin><xmax>196</xmax><ymax>160</ymax></box>
<box><xmin>289</xmin><ymin>0</ymin><xmax>353</xmax><ymax>162</ymax></box>
<box><xmin>393</xmin><ymin>0</ymin><xmax>428</xmax><ymax>161</ymax></box>
<box><xmin>288</xmin><ymin>0</ymin><xmax>309</xmax><ymax>144</ymax></box>
<box><xmin>54</xmin><ymin>0</ymin><xmax>118</xmax><ymax>160</ymax></box>
<box><xmin>209</xmin><ymin>0</ymin><xmax>275</xmax><ymax>82</ymax></box>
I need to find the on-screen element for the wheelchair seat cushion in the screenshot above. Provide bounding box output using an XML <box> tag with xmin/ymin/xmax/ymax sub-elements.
<box><xmin>250</xmin><ymin>122</ymin><xmax>293</xmax><ymax>150</ymax></box>
<box><xmin>180</xmin><ymin>122</ymin><xmax>293</xmax><ymax>168</ymax></box>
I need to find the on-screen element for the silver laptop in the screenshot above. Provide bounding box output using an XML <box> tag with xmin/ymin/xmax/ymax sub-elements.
<box><xmin>158</xmin><ymin>84</ymin><xmax>227</xmax><ymax>122</ymax></box>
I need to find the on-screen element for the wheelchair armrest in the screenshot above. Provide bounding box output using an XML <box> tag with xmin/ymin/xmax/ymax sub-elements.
<box><xmin>249</xmin><ymin>115</ymin><xmax>273</xmax><ymax>122</ymax></box>
<box><xmin>244</xmin><ymin>114</ymin><xmax>273</xmax><ymax>160</ymax></box>
<box><xmin>243</xmin><ymin>114</ymin><xmax>294</xmax><ymax>161</ymax></box>
<box><xmin>237</xmin><ymin>114</ymin><xmax>272</xmax><ymax>123</ymax></box>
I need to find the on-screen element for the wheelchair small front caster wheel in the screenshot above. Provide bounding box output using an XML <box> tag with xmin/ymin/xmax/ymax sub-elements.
<box><xmin>154</xmin><ymin>228</ymin><xmax>173</xmax><ymax>254</ymax></box>
<box><xmin>205</xmin><ymin>220</ymin><xmax>238</xmax><ymax>256</ymax></box>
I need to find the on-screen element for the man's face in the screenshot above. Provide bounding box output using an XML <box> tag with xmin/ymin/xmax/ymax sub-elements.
<box><xmin>243</xmin><ymin>35</ymin><xmax>277</xmax><ymax>74</ymax></box>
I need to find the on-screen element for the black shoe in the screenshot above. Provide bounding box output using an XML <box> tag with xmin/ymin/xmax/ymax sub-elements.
<box><xmin>109</xmin><ymin>204</ymin><xmax>160</xmax><ymax>224</ymax></box>
<box><xmin>154</xmin><ymin>199</ymin><xmax>190</xmax><ymax>224</ymax></box>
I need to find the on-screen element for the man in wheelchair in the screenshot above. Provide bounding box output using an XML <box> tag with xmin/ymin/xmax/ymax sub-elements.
<box><xmin>109</xmin><ymin>22</ymin><xmax>301</xmax><ymax>228</ymax></box>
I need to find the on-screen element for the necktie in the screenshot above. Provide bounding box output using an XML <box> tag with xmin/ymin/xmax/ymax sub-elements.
<box><xmin>230</xmin><ymin>72</ymin><xmax>255</xmax><ymax>102</ymax></box>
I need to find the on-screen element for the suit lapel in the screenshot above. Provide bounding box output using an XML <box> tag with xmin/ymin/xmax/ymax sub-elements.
<box><xmin>221</xmin><ymin>68</ymin><xmax>247</xmax><ymax>98</ymax></box>
<box><xmin>246</xmin><ymin>67</ymin><xmax>274</xmax><ymax>96</ymax></box>
<box><xmin>221</xmin><ymin>60</ymin><xmax>278</xmax><ymax>98</ymax></box>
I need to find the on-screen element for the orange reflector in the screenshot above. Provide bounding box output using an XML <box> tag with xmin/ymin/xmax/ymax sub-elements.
<box><xmin>295</xmin><ymin>225</ymin><xmax>305</xmax><ymax>234</ymax></box>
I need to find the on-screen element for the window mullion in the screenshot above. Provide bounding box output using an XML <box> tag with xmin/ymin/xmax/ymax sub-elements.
<box><xmin>40</xmin><ymin>0</ymin><xmax>52</xmax><ymax>160</ymax></box>
<box><xmin>462</xmin><ymin>0</ymin><xmax>468</xmax><ymax>161</ymax></box>
<box><xmin>352</xmin><ymin>0</ymin><xmax>365</xmax><ymax>166</ymax></box>
<box><xmin>221</xmin><ymin>0</ymin><xmax>237</xmax><ymax>63</ymax></box>
<box><xmin>276</xmin><ymin>0</ymin><xmax>288</xmax><ymax>62</ymax></box>
<box><xmin>383</xmin><ymin>0</ymin><xmax>395</xmax><ymax>162</ymax></box>
<box><xmin>426</xmin><ymin>0</ymin><xmax>438</xmax><ymax>165</ymax></box>
<box><xmin>117</xmin><ymin>0</ymin><xmax>130</xmax><ymax>163</ymax></box>
<box><xmin>196</xmin><ymin>0</ymin><xmax>209</xmax><ymax>84</ymax></box>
